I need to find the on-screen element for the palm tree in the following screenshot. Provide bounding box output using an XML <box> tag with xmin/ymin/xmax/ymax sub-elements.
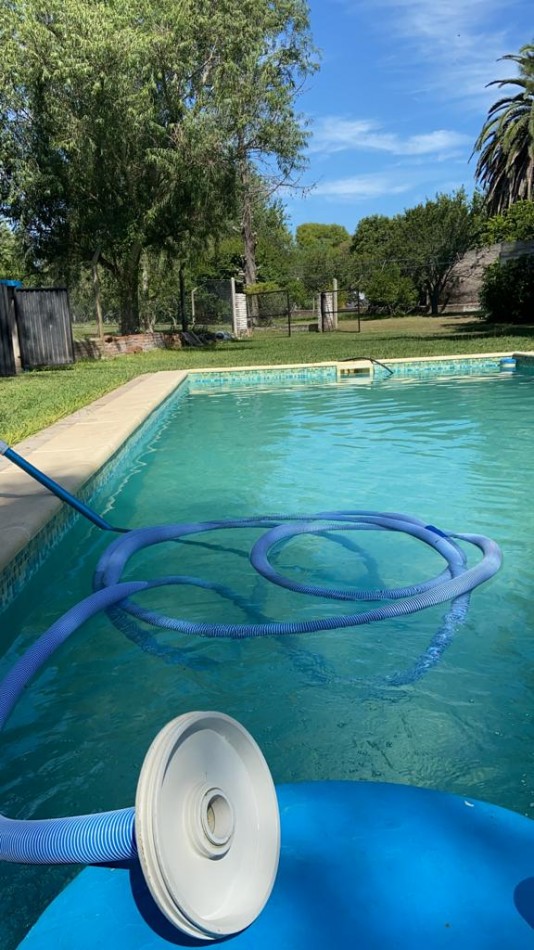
<box><xmin>473</xmin><ymin>43</ymin><xmax>534</xmax><ymax>215</ymax></box>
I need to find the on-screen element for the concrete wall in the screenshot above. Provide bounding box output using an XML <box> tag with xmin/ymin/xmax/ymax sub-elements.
<box><xmin>232</xmin><ymin>293</ymin><xmax>248</xmax><ymax>336</ymax></box>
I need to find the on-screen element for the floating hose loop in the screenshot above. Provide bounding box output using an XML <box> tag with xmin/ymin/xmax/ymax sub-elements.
<box><xmin>94</xmin><ymin>513</ymin><xmax>500</xmax><ymax>640</ymax></box>
<box><xmin>0</xmin><ymin>511</ymin><xmax>501</xmax><ymax>868</ymax></box>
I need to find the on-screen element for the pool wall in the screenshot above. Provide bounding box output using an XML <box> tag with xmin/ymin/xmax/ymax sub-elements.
<box><xmin>0</xmin><ymin>351</ymin><xmax>531</xmax><ymax>611</ymax></box>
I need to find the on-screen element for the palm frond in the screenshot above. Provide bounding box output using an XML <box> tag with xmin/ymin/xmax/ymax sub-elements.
<box><xmin>473</xmin><ymin>41</ymin><xmax>534</xmax><ymax>214</ymax></box>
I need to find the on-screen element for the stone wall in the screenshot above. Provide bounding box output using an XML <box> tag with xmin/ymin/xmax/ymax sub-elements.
<box><xmin>500</xmin><ymin>238</ymin><xmax>534</xmax><ymax>262</ymax></box>
<box><xmin>445</xmin><ymin>240</ymin><xmax>534</xmax><ymax>313</ymax></box>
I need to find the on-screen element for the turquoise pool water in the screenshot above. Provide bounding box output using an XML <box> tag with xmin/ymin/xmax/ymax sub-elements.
<box><xmin>2</xmin><ymin>369</ymin><xmax>534</xmax><ymax>945</ymax></box>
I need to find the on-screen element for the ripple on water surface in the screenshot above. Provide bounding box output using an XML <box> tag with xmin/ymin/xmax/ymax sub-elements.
<box><xmin>2</xmin><ymin>371</ymin><xmax>534</xmax><ymax>947</ymax></box>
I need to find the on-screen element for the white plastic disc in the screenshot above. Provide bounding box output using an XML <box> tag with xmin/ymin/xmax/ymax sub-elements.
<box><xmin>135</xmin><ymin>711</ymin><xmax>280</xmax><ymax>940</ymax></box>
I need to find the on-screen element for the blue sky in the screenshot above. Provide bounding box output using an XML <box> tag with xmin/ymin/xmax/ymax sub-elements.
<box><xmin>284</xmin><ymin>0</ymin><xmax>531</xmax><ymax>235</ymax></box>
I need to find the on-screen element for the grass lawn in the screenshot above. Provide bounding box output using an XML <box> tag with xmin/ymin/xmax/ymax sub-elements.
<box><xmin>2</xmin><ymin>315</ymin><xmax>533</xmax><ymax>445</ymax></box>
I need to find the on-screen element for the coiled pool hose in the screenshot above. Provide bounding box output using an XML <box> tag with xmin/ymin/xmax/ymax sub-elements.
<box><xmin>0</xmin><ymin>445</ymin><xmax>502</xmax><ymax>875</ymax></box>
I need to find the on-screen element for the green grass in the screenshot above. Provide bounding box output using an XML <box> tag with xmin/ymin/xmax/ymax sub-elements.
<box><xmin>2</xmin><ymin>316</ymin><xmax>533</xmax><ymax>445</ymax></box>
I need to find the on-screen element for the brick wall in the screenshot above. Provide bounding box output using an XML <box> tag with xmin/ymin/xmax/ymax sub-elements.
<box><xmin>74</xmin><ymin>332</ymin><xmax>182</xmax><ymax>360</ymax></box>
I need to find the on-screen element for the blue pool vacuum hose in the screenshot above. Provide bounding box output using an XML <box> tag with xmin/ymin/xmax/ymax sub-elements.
<box><xmin>0</xmin><ymin>440</ymin><xmax>118</xmax><ymax>531</ymax></box>
<box><xmin>0</xmin><ymin>445</ymin><xmax>502</xmax><ymax>867</ymax></box>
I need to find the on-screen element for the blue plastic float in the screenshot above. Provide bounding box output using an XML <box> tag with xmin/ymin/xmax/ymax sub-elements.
<box><xmin>19</xmin><ymin>781</ymin><xmax>534</xmax><ymax>948</ymax></box>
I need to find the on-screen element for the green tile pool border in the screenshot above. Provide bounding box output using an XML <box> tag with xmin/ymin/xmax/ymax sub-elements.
<box><xmin>1</xmin><ymin>351</ymin><xmax>530</xmax><ymax>611</ymax></box>
<box><xmin>187</xmin><ymin>354</ymin><xmax>518</xmax><ymax>390</ymax></box>
<box><xmin>187</xmin><ymin>363</ymin><xmax>338</xmax><ymax>390</ymax></box>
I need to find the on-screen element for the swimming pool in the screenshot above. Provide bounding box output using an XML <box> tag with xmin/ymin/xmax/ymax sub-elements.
<box><xmin>2</xmin><ymin>368</ymin><xmax>534</xmax><ymax>945</ymax></box>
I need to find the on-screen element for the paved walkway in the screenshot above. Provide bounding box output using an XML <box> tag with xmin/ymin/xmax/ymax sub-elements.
<box><xmin>0</xmin><ymin>371</ymin><xmax>186</xmax><ymax>574</ymax></box>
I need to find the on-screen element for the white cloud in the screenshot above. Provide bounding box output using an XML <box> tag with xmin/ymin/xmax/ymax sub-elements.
<box><xmin>314</xmin><ymin>174</ymin><xmax>412</xmax><ymax>200</ymax></box>
<box><xmin>342</xmin><ymin>0</ymin><xmax>524</xmax><ymax>106</ymax></box>
<box><xmin>310</xmin><ymin>117</ymin><xmax>471</xmax><ymax>157</ymax></box>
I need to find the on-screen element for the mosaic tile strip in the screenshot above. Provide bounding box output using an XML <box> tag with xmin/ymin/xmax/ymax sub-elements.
<box><xmin>188</xmin><ymin>357</ymin><xmax>509</xmax><ymax>391</ymax></box>
<box><xmin>372</xmin><ymin>357</ymin><xmax>504</xmax><ymax>378</ymax></box>
<box><xmin>187</xmin><ymin>365</ymin><xmax>338</xmax><ymax>390</ymax></box>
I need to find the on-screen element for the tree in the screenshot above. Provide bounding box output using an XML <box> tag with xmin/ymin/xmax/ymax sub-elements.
<box><xmin>295</xmin><ymin>243</ymin><xmax>342</xmax><ymax>294</ymax></box>
<box><xmin>255</xmin><ymin>200</ymin><xmax>296</xmax><ymax>287</ymax></box>
<box><xmin>477</xmin><ymin>199</ymin><xmax>534</xmax><ymax>244</ymax></box>
<box><xmin>210</xmin><ymin>1</ymin><xmax>317</xmax><ymax>287</ymax></box>
<box><xmin>0</xmin><ymin>222</ymin><xmax>24</xmax><ymax>280</ymax></box>
<box><xmin>350</xmin><ymin>215</ymin><xmax>402</xmax><ymax>260</ymax></box>
<box><xmin>294</xmin><ymin>222</ymin><xmax>351</xmax><ymax>295</ymax></box>
<box><xmin>350</xmin><ymin>213</ymin><xmax>417</xmax><ymax>308</ymax></box>
<box><xmin>399</xmin><ymin>190</ymin><xmax>477</xmax><ymax>313</ymax></box>
<box><xmin>363</xmin><ymin>267</ymin><xmax>417</xmax><ymax>315</ymax></box>
<box><xmin>350</xmin><ymin>193</ymin><xmax>477</xmax><ymax>314</ymax></box>
<box><xmin>296</xmin><ymin>223</ymin><xmax>349</xmax><ymax>248</ymax></box>
<box><xmin>0</xmin><ymin>1</ymin><xmax>314</xmax><ymax>332</ymax></box>
<box><xmin>192</xmin><ymin>191</ymin><xmax>295</xmax><ymax>286</ymax></box>
<box><xmin>0</xmin><ymin>0</ymin><xmax>240</xmax><ymax>333</ymax></box>
<box><xmin>473</xmin><ymin>42</ymin><xmax>534</xmax><ymax>214</ymax></box>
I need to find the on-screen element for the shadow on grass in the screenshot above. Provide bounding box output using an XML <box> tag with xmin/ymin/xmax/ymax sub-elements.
<box><xmin>352</xmin><ymin>323</ymin><xmax>534</xmax><ymax>344</ymax></box>
<box><xmin>441</xmin><ymin>321</ymin><xmax>534</xmax><ymax>339</ymax></box>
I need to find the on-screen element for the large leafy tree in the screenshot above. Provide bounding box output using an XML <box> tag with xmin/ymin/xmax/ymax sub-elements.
<box><xmin>191</xmin><ymin>188</ymin><xmax>295</xmax><ymax>286</ymax></box>
<box><xmin>400</xmin><ymin>190</ymin><xmax>477</xmax><ymax>314</ymax></box>
<box><xmin>296</xmin><ymin>223</ymin><xmax>349</xmax><ymax>248</ymax></box>
<box><xmin>350</xmin><ymin>192</ymin><xmax>477</xmax><ymax>314</ymax></box>
<box><xmin>349</xmin><ymin>214</ymin><xmax>405</xmax><ymax>296</ymax></box>
<box><xmin>294</xmin><ymin>222</ymin><xmax>351</xmax><ymax>294</ymax></box>
<box><xmin>0</xmin><ymin>0</ymin><xmax>237</xmax><ymax>332</ymax></box>
<box><xmin>209</xmin><ymin>0</ymin><xmax>316</xmax><ymax>287</ymax></box>
<box><xmin>473</xmin><ymin>42</ymin><xmax>534</xmax><ymax>215</ymax></box>
<box><xmin>0</xmin><ymin>0</ymin><xmax>315</xmax><ymax>331</ymax></box>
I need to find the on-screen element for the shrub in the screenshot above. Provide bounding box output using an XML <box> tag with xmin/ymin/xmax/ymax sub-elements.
<box><xmin>479</xmin><ymin>255</ymin><xmax>534</xmax><ymax>324</ymax></box>
<box><xmin>363</xmin><ymin>267</ymin><xmax>417</xmax><ymax>315</ymax></box>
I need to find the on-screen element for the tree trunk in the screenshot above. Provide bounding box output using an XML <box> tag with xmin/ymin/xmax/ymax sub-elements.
<box><xmin>179</xmin><ymin>265</ymin><xmax>188</xmax><ymax>331</ymax></box>
<box><xmin>140</xmin><ymin>254</ymin><xmax>154</xmax><ymax>331</ymax></box>
<box><xmin>240</xmin><ymin>161</ymin><xmax>257</xmax><ymax>287</ymax></box>
<box><xmin>91</xmin><ymin>249</ymin><xmax>104</xmax><ymax>340</ymax></box>
<box><xmin>242</xmin><ymin>190</ymin><xmax>257</xmax><ymax>287</ymax></box>
<box><xmin>117</xmin><ymin>243</ymin><xmax>142</xmax><ymax>334</ymax></box>
<box><xmin>429</xmin><ymin>285</ymin><xmax>440</xmax><ymax>315</ymax></box>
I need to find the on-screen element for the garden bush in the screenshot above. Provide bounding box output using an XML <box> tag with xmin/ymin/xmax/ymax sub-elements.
<box><xmin>480</xmin><ymin>254</ymin><xmax>534</xmax><ymax>324</ymax></box>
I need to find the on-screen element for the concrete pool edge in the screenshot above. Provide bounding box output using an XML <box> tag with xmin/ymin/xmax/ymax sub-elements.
<box><xmin>0</xmin><ymin>371</ymin><xmax>189</xmax><ymax>607</ymax></box>
<box><xmin>1</xmin><ymin>350</ymin><xmax>532</xmax><ymax>607</ymax></box>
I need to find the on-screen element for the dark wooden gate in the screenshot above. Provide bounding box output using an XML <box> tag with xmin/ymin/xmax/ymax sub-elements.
<box><xmin>0</xmin><ymin>284</ymin><xmax>17</xmax><ymax>377</ymax></box>
<box><xmin>15</xmin><ymin>288</ymin><xmax>74</xmax><ymax>369</ymax></box>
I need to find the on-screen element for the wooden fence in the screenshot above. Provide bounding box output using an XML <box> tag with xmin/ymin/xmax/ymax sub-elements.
<box><xmin>0</xmin><ymin>284</ymin><xmax>18</xmax><ymax>377</ymax></box>
<box><xmin>0</xmin><ymin>287</ymin><xmax>74</xmax><ymax>376</ymax></box>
